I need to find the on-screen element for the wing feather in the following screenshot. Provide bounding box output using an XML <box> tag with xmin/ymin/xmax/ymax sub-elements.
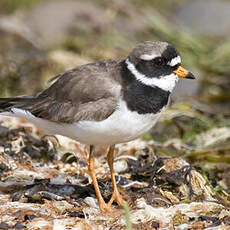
<box><xmin>0</xmin><ymin>60</ymin><xmax>122</xmax><ymax>123</ymax></box>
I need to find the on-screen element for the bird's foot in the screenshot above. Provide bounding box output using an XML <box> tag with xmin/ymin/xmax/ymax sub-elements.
<box><xmin>108</xmin><ymin>189</ymin><xmax>123</xmax><ymax>207</ymax></box>
<box><xmin>98</xmin><ymin>199</ymin><xmax>112</xmax><ymax>212</ymax></box>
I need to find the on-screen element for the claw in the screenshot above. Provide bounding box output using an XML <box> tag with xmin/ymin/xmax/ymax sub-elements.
<box><xmin>108</xmin><ymin>190</ymin><xmax>123</xmax><ymax>207</ymax></box>
<box><xmin>99</xmin><ymin>199</ymin><xmax>112</xmax><ymax>212</ymax></box>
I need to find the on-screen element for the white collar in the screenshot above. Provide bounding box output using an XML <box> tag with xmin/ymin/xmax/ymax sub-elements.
<box><xmin>125</xmin><ymin>58</ymin><xmax>178</xmax><ymax>92</ymax></box>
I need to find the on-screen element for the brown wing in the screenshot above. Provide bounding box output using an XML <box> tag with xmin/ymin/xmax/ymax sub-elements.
<box><xmin>0</xmin><ymin>60</ymin><xmax>122</xmax><ymax>123</ymax></box>
<box><xmin>27</xmin><ymin>60</ymin><xmax>122</xmax><ymax>123</ymax></box>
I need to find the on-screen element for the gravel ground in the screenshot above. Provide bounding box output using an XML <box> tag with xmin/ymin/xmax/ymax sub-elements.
<box><xmin>0</xmin><ymin>116</ymin><xmax>229</xmax><ymax>229</ymax></box>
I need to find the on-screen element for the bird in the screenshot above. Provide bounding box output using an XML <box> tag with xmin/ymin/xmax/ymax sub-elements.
<box><xmin>0</xmin><ymin>41</ymin><xmax>195</xmax><ymax>212</ymax></box>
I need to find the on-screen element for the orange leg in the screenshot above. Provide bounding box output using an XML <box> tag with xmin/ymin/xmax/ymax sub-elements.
<box><xmin>88</xmin><ymin>145</ymin><xmax>111</xmax><ymax>212</ymax></box>
<box><xmin>107</xmin><ymin>145</ymin><xmax>123</xmax><ymax>207</ymax></box>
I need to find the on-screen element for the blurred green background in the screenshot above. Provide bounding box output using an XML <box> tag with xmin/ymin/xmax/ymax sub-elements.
<box><xmin>0</xmin><ymin>0</ymin><xmax>230</xmax><ymax>194</ymax></box>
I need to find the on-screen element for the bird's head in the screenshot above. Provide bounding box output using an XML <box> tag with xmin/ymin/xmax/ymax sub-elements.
<box><xmin>125</xmin><ymin>41</ymin><xmax>195</xmax><ymax>92</ymax></box>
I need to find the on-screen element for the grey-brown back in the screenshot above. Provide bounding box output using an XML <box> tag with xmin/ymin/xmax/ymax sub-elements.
<box><xmin>0</xmin><ymin>60</ymin><xmax>123</xmax><ymax>123</ymax></box>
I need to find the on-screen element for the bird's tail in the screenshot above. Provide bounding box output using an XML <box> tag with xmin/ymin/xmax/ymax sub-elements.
<box><xmin>0</xmin><ymin>97</ymin><xmax>35</xmax><ymax>113</ymax></box>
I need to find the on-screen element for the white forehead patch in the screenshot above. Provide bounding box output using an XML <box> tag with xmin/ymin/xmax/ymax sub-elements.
<box><xmin>125</xmin><ymin>59</ymin><xmax>178</xmax><ymax>92</ymax></box>
<box><xmin>140</xmin><ymin>54</ymin><xmax>159</xmax><ymax>61</ymax></box>
<box><xmin>168</xmin><ymin>56</ymin><xmax>181</xmax><ymax>67</ymax></box>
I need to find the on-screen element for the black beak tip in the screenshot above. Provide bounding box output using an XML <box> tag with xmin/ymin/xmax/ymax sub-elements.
<box><xmin>186</xmin><ymin>72</ymin><xmax>196</xmax><ymax>79</ymax></box>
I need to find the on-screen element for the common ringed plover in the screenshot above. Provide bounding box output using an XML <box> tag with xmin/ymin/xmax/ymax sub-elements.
<box><xmin>0</xmin><ymin>41</ymin><xmax>195</xmax><ymax>212</ymax></box>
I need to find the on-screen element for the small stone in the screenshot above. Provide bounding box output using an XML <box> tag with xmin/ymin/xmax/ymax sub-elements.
<box><xmin>84</xmin><ymin>197</ymin><xmax>98</xmax><ymax>208</ymax></box>
<box><xmin>222</xmin><ymin>216</ymin><xmax>230</xmax><ymax>225</ymax></box>
<box><xmin>13</xmin><ymin>223</ymin><xmax>25</xmax><ymax>229</ymax></box>
<box><xmin>0</xmin><ymin>125</ymin><xmax>9</xmax><ymax>138</ymax></box>
<box><xmin>151</xmin><ymin>220</ymin><xmax>159</xmax><ymax>229</ymax></box>
<box><xmin>0</xmin><ymin>222</ymin><xmax>10</xmax><ymax>230</ymax></box>
<box><xmin>24</xmin><ymin>214</ymin><xmax>37</xmax><ymax>221</ymax></box>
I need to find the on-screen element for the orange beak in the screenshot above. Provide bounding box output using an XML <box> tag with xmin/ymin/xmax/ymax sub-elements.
<box><xmin>174</xmin><ymin>66</ymin><xmax>195</xmax><ymax>79</ymax></box>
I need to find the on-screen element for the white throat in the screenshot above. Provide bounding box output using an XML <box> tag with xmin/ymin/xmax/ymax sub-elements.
<box><xmin>125</xmin><ymin>58</ymin><xmax>178</xmax><ymax>92</ymax></box>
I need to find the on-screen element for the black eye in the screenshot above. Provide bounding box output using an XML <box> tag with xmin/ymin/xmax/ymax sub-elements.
<box><xmin>153</xmin><ymin>57</ymin><xmax>165</xmax><ymax>66</ymax></box>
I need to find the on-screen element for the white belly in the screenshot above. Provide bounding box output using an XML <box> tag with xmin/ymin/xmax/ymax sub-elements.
<box><xmin>0</xmin><ymin>100</ymin><xmax>164</xmax><ymax>145</ymax></box>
